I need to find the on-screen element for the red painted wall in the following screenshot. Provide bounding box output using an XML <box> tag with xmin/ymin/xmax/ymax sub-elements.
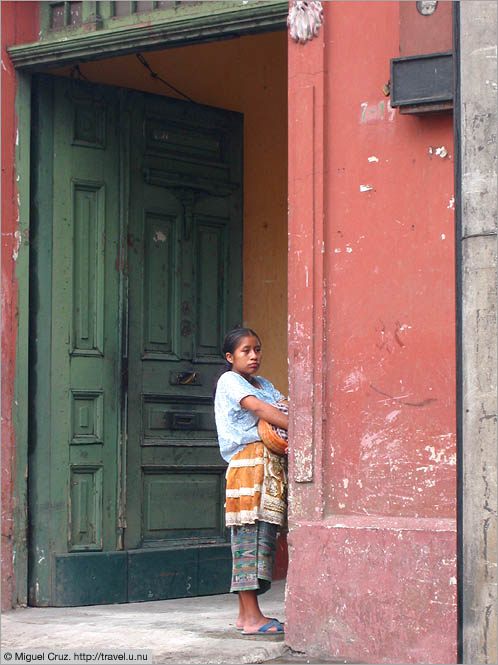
<box><xmin>400</xmin><ymin>0</ymin><xmax>452</xmax><ymax>56</ymax></box>
<box><xmin>287</xmin><ymin>2</ymin><xmax>456</xmax><ymax>663</ymax></box>
<box><xmin>1</xmin><ymin>1</ymin><xmax>39</xmax><ymax>610</ymax></box>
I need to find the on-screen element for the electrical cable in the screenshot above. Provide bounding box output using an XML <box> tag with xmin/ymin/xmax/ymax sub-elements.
<box><xmin>136</xmin><ymin>53</ymin><xmax>195</xmax><ymax>103</ymax></box>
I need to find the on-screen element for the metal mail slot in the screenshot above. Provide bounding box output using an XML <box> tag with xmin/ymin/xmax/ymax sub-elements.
<box><xmin>171</xmin><ymin>413</ymin><xmax>198</xmax><ymax>430</ymax></box>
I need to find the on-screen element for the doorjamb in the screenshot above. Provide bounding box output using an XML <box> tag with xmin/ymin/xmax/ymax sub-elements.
<box><xmin>12</xmin><ymin>70</ymin><xmax>32</xmax><ymax>607</ymax></box>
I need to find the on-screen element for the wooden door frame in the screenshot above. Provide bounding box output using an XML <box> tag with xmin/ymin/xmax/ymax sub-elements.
<box><xmin>14</xmin><ymin>5</ymin><xmax>287</xmax><ymax>607</ymax></box>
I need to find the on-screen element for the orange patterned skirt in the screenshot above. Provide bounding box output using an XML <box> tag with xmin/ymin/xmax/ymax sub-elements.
<box><xmin>225</xmin><ymin>441</ymin><xmax>287</xmax><ymax>528</ymax></box>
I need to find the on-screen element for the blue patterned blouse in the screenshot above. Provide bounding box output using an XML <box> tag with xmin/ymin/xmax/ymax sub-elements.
<box><xmin>214</xmin><ymin>370</ymin><xmax>285</xmax><ymax>462</ymax></box>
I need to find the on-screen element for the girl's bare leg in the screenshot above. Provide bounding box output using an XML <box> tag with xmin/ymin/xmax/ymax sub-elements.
<box><xmin>236</xmin><ymin>593</ymin><xmax>245</xmax><ymax>629</ymax></box>
<box><xmin>238</xmin><ymin>590</ymin><xmax>281</xmax><ymax>633</ymax></box>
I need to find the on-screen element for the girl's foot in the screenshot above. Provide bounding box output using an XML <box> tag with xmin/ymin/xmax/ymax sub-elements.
<box><xmin>242</xmin><ymin>617</ymin><xmax>284</xmax><ymax>634</ymax></box>
<box><xmin>236</xmin><ymin>616</ymin><xmax>282</xmax><ymax>631</ymax></box>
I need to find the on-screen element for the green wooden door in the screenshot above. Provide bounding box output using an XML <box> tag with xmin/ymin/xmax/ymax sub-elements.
<box><xmin>124</xmin><ymin>92</ymin><xmax>243</xmax><ymax>600</ymax></box>
<box><xmin>30</xmin><ymin>76</ymin><xmax>243</xmax><ymax>605</ymax></box>
<box><xmin>30</xmin><ymin>75</ymin><xmax>125</xmax><ymax>606</ymax></box>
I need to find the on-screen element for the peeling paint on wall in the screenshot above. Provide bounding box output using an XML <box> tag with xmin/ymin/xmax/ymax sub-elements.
<box><xmin>343</xmin><ymin>368</ymin><xmax>365</xmax><ymax>393</ymax></box>
<box><xmin>386</xmin><ymin>409</ymin><xmax>401</xmax><ymax>422</ymax></box>
<box><xmin>12</xmin><ymin>231</ymin><xmax>21</xmax><ymax>262</ymax></box>
<box><xmin>428</xmin><ymin>145</ymin><xmax>449</xmax><ymax>158</ymax></box>
<box><xmin>425</xmin><ymin>443</ymin><xmax>456</xmax><ymax>466</ymax></box>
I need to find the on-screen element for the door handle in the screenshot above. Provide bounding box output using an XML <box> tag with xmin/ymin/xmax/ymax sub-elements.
<box><xmin>179</xmin><ymin>371</ymin><xmax>197</xmax><ymax>385</ymax></box>
<box><xmin>170</xmin><ymin>371</ymin><xmax>201</xmax><ymax>386</ymax></box>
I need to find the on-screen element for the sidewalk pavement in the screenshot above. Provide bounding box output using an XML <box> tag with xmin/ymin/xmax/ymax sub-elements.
<box><xmin>1</xmin><ymin>580</ymin><xmax>291</xmax><ymax>664</ymax></box>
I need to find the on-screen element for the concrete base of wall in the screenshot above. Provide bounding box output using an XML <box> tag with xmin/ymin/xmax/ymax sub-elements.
<box><xmin>286</xmin><ymin>517</ymin><xmax>457</xmax><ymax>665</ymax></box>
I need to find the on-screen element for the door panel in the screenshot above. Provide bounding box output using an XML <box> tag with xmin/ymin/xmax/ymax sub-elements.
<box><xmin>53</xmin><ymin>78</ymin><xmax>122</xmax><ymax>556</ymax></box>
<box><xmin>195</xmin><ymin>215</ymin><xmax>229</xmax><ymax>359</ymax></box>
<box><xmin>29</xmin><ymin>75</ymin><xmax>123</xmax><ymax>606</ymax></box>
<box><xmin>125</xmin><ymin>92</ymin><xmax>243</xmax><ymax>554</ymax></box>
<box><xmin>142</xmin><ymin>213</ymin><xmax>179</xmax><ymax>355</ymax></box>
<box><xmin>142</xmin><ymin>469</ymin><xmax>225</xmax><ymax>540</ymax></box>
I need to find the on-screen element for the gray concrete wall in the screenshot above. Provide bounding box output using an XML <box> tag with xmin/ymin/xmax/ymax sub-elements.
<box><xmin>459</xmin><ymin>2</ymin><xmax>497</xmax><ymax>663</ymax></box>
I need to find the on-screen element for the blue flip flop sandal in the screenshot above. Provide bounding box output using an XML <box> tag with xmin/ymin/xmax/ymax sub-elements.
<box><xmin>236</xmin><ymin>617</ymin><xmax>279</xmax><ymax>632</ymax></box>
<box><xmin>242</xmin><ymin>619</ymin><xmax>284</xmax><ymax>636</ymax></box>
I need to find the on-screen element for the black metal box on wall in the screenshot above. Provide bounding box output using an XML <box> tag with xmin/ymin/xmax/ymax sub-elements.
<box><xmin>390</xmin><ymin>51</ymin><xmax>453</xmax><ymax>114</ymax></box>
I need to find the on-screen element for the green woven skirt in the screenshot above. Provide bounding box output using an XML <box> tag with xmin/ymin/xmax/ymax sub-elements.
<box><xmin>230</xmin><ymin>521</ymin><xmax>278</xmax><ymax>594</ymax></box>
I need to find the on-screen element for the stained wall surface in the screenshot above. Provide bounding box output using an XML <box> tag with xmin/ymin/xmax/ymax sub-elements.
<box><xmin>286</xmin><ymin>2</ymin><xmax>457</xmax><ymax>663</ymax></box>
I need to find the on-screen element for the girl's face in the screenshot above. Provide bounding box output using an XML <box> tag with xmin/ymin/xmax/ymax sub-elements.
<box><xmin>226</xmin><ymin>335</ymin><xmax>262</xmax><ymax>380</ymax></box>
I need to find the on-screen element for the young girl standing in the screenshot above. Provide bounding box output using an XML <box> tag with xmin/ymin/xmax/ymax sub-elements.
<box><xmin>214</xmin><ymin>328</ymin><xmax>288</xmax><ymax>637</ymax></box>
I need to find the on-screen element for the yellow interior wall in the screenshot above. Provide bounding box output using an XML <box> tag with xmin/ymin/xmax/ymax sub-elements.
<box><xmin>52</xmin><ymin>31</ymin><xmax>288</xmax><ymax>393</ymax></box>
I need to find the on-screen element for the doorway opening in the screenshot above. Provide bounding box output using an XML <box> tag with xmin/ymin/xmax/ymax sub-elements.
<box><xmin>29</xmin><ymin>30</ymin><xmax>288</xmax><ymax>606</ymax></box>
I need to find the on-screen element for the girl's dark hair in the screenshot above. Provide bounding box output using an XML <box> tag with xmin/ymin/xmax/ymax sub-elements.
<box><xmin>213</xmin><ymin>327</ymin><xmax>261</xmax><ymax>399</ymax></box>
<box><xmin>222</xmin><ymin>327</ymin><xmax>261</xmax><ymax>357</ymax></box>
